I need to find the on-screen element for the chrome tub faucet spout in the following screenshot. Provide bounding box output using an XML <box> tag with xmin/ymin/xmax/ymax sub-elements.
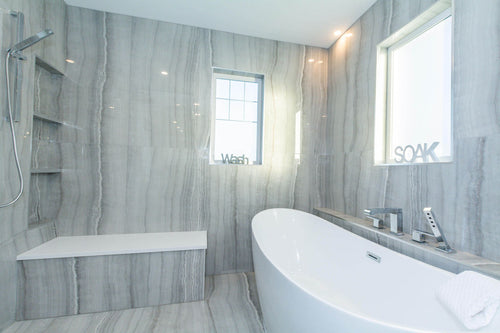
<box><xmin>363</xmin><ymin>208</ymin><xmax>403</xmax><ymax>236</ymax></box>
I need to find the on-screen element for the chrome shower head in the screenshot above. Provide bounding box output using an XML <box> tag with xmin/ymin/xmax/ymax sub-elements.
<box><xmin>8</xmin><ymin>29</ymin><xmax>54</xmax><ymax>55</ymax></box>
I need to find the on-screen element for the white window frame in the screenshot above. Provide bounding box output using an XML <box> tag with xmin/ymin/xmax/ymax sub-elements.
<box><xmin>210</xmin><ymin>68</ymin><xmax>264</xmax><ymax>165</ymax></box>
<box><xmin>374</xmin><ymin>0</ymin><xmax>453</xmax><ymax>166</ymax></box>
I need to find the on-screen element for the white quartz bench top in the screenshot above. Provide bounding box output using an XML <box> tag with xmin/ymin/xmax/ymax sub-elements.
<box><xmin>17</xmin><ymin>231</ymin><xmax>207</xmax><ymax>260</ymax></box>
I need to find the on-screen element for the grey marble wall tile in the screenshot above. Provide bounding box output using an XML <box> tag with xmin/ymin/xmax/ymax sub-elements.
<box><xmin>453</xmin><ymin>0</ymin><xmax>500</xmax><ymax>138</ymax></box>
<box><xmin>62</xmin><ymin>7</ymin><xmax>106</xmax><ymax>145</ymax></box>
<box><xmin>102</xmin><ymin>14</ymin><xmax>212</xmax><ymax>149</ymax></box>
<box><xmin>17</xmin><ymin>249</ymin><xmax>205</xmax><ymax>320</ymax></box>
<box><xmin>0</xmin><ymin>222</ymin><xmax>56</xmax><ymax>330</ymax></box>
<box><xmin>327</xmin><ymin>0</ymin><xmax>437</xmax><ymax>155</ymax></box>
<box><xmin>0</xmin><ymin>240</ymin><xmax>18</xmax><ymax>331</ymax></box>
<box><xmin>33</xmin><ymin>63</ymin><xmax>63</xmax><ymax>119</ymax></box>
<box><xmin>61</xmin><ymin>6</ymin><xmax>326</xmax><ymax>277</ymax></box>
<box><xmin>452</xmin><ymin>135</ymin><xmax>500</xmax><ymax>260</ymax></box>
<box><xmin>17</xmin><ymin>257</ymin><xmax>78</xmax><ymax>320</ymax></box>
<box><xmin>7</xmin><ymin>272</ymin><xmax>263</xmax><ymax>333</ymax></box>
<box><xmin>324</xmin><ymin>0</ymin><xmax>500</xmax><ymax>264</ymax></box>
<box><xmin>13</xmin><ymin>221</ymin><xmax>56</xmax><ymax>250</ymax></box>
<box><xmin>293</xmin><ymin>46</ymin><xmax>329</xmax><ymax>212</ymax></box>
<box><xmin>0</xmin><ymin>0</ymin><xmax>66</xmax><ymax>329</ymax></box>
<box><xmin>31</xmin><ymin>139</ymin><xmax>61</xmax><ymax>169</ymax></box>
<box><xmin>28</xmin><ymin>173</ymin><xmax>61</xmax><ymax>226</ymax></box>
<box><xmin>207</xmin><ymin>273</ymin><xmax>264</xmax><ymax>333</ymax></box>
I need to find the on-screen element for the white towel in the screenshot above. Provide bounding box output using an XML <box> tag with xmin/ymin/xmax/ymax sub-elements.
<box><xmin>436</xmin><ymin>270</ymin><xmax>500</xmax><ymax>330</ymax></box>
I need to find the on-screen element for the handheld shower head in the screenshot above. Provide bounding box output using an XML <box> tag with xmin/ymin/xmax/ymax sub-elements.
<box><xmin>1</xmin><ymin>28</ymin><xmax>54</xmax><ymax>208</ymax></box>
<box><xmin>8</xmin><ymin>29</ymin><xmax>54</xmax><ymax>57</ymax></box>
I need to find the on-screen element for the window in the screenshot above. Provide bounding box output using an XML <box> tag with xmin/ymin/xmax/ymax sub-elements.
<box><xmin>210</xmin><ymin>69</ymin><xmax>264</xmax><ymax>165</ymax></box>
<box><xmin>374</xmin><ymin>4</ymin><xmax>452</xmax><ymax>165</ymax></box>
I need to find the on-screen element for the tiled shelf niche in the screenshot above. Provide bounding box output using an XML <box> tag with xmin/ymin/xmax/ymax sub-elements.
<box><xmin>28</xmin><ymin>57</ymin><xmax>64</xmax><ymax>228</ymax></box>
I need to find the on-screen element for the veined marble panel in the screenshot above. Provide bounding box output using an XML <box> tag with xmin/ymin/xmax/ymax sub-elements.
<box><xmin>62</xmin><ymin>6</ymin><xmax>326</xmax><ymax>277</ymax></box>
<box><xmin>17</xmin><ymin>249</ymin><xmax>205</xmax><ymax>320</ymax></box>
<box><xmin>0</xmin><ymin>222</ymin><xmax>56</xmax><ymax>331</ymax></box>
<box><xmin>293</xmin><ymin>47</ymin><xmax>329</xmax><ymax>212</ymax></box>
<box><xmin>5</xmin><ymin>272</ymin><xmax>263</xmax><ymax>333</ymax></box>
<box><xmin>6</xmin><ymin>301</ymin><xmax>215</xmax><ymax>333</ymax></box>
<box><xmin>206</xmin><ymin>273</ymin><xmax>264</xmax><ymax>333</ymax></box>
<box><xmin>0</xmin><ymin>0</ymin><xmax>66</xmax><ymax>330</ymax></box>
<box><xmin>454</xmin><ymin>0</ymin><xmax>500</xmax><ymax>138</ymax></box>
<box><xmin>324</xmin><ymin>0</ymin><xmax>500</xmax><ymax>263</ymax></box>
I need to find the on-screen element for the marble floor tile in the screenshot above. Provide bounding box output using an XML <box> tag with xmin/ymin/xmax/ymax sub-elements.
<box><xmin>4</xmin><ymin>273</ymin><xmax>263</xmax><ymax>333</ymax></box>
<box><xmin>207</xmin><ymin>273</ymin><xmax>264</xmax><ymax>333</ymax></box>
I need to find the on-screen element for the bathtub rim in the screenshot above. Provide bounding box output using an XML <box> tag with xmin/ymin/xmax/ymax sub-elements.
<box><xmin>252</xmin><ymin>208</ymin><xmax>464</xmax><ymax>333</ymax></box>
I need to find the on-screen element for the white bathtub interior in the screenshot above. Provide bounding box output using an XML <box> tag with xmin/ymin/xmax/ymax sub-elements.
<box><xmin>252</xmin><ymin>208</ymin><xmax>500</xmax><ymax>333</ymax></box>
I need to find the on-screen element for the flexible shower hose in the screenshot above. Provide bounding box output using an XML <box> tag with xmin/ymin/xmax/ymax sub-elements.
<box><xmin>0</xmin><ymin>52</ymin><xmax>24</xmax><ymax>208</ymax></box>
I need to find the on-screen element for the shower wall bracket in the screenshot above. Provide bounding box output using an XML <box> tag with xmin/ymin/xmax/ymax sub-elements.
<box><xmin>8</xmin><ymin>10</ymin><xmax>25</xmax><ymax>122</ymax></box>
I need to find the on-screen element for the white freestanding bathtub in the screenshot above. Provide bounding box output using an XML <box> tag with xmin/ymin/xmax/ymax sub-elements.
<box><xmin>251</xmin><ymin>208</ymin><xmax>500</xmax><ymax>333</ymax></box>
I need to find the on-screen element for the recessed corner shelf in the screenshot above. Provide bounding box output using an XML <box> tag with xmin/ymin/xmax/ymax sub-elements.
<box><xmin>33</xmin><ymin>112</ymin><xmax>63</xmax><ymax>125</ymax></box>
<box><xmin>35</xmin><ymin>57</ymin><xmax>64</xmax><ymax>76</ymax></box>
<box><xmin>31</xmin><ymin>168</ymin><xmax>63</xmax><ymax>174</ymax></box>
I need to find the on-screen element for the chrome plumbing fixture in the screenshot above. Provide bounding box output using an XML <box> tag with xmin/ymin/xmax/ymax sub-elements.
<box><xmin>0</xmin><ymin>20</ymin><xmax>54</xmax><ymax>208</ymax></box>
<box><xmin>363</xmin><ymin>208</ymin><xmax>403</xmax><ymax>236</ymax></box>
<box><xmin>7</xmin><ymin>28</ymin><xmax>54</xmax><ymax>59</ymax></box>
<box><xmin>412</xmin><ymin>207</ymin><xmax>454</xmax><ymax>253</ymax></box>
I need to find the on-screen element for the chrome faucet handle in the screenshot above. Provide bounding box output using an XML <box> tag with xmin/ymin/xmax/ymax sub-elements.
<box><xmin>364</xmin><ymin>208</ymin><xmax>403</xmax><ymax>236</ymax></box>
<box><xmin>366</xmin><ymin>216</ymin><xmax>383</xmax><ymax>229</ymax></box>
<box><xmin>411</xmin><ymin>229</ymin><xmax>433</xmax><ymax>242</ymax></box>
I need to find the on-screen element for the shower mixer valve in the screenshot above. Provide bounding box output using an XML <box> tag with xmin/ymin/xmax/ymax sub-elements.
<box><xmin>412</xmin><ymin>207</ymin><xmax>454</xmax><ymax>253</ymax></box>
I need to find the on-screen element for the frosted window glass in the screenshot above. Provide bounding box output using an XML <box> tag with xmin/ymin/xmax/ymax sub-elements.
<box><xmin>230</xmin><ymin>100</ymin><xmax>245</xmax><ymax>121</ymax></box>
<box><xmin>211</xmin><ymin>70</ymin><xmax>263</xmax><ymax>164</ymax></box>
<box><xmin>230</xmin><ymin>81</ymin><xmax>245</xmax><ymax>100</ymax></box>
<box><xmin>245</xmin><ymin>82</ymin><xmax>259</xmax><ymax>101</ymax></box>
<box><xmin>216</xmin><ymin>79</ymin><xmax>229</xmax><ymax>99</ymax></box>
<box><xmin>215</xmin><ymin>99</ymin><xmax>229</xmax><ymax>119</ymax></box>
<box><xmin>214</xmin><ymin>120</ymin><xmax>257</xmax><ymax>162</ymax></box>
<box><xmin>388</xmin><ymin>16</ymin><xmax>452</xmax><ymax>162</ymax></box>
<box><xmin>245</xmin><ymin>102</ymin><xmax>258</xmax><ymax>122</ymax></box>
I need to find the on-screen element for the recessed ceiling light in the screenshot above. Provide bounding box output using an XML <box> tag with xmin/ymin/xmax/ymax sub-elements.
<box><xmin>344</xmin><ymin>32</ymin><xmax>353</xmax><ymax>38</ymax></box>
<box><xmin>334</xmin><ymin>30</ymin><xmax>342</xmax><ymax>36</ymax></box>
<box><xmin>308</xmin><ymin>58</ymin><xmax>315</xmax><ymax>63</ymax></box>
<box><xmin>317</xmin><ymin>60</ymin><xmax>324</xmax><ymax>64</ymax></box>
<box><xmin>108</xmin><ymin>106</ymin><xmax>115</xmax><ymax>109</ymax></box>
<box><xmin>161</xmin><ymin>71</ymin><xmax>168</xmax><ymax>75</ymax></box>
<box><xmin>65</xmin><ymin>59</ymin><xmax>75</xmax><ymax>64</ymax></box>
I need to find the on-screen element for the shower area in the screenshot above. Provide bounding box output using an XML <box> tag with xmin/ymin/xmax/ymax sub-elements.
<box><xmin>0</xmin><ymin>0</ymin><xmax>326</xmax><ymax>329</ymax></box>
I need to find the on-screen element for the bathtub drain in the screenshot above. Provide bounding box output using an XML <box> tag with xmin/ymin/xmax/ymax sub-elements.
<box><xmin>366</xmin><ymin>251</ymin><xmax>381</xmax><ymax>263</ymax></box>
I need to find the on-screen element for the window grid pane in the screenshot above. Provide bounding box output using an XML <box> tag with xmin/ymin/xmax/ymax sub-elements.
<box><xmin>212</xmin><ymin>72</ymin><xmax>263</xmax><ymax>164</ymax></box>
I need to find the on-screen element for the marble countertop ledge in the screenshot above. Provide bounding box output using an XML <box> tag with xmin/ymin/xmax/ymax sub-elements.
<box><xmin>314</xmin><ymin>208</ymin><xmax>500</xmax><ymax>280</ymax></box>
<box><xmin>17</xmin><ymin>231</ymin><xmax>207</xmax><ymax>261</ymax></box>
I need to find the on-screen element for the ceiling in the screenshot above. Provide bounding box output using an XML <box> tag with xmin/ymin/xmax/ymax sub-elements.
<box><xmin>64</xmin><ymin>0</ymin><xmax>376</xmax><ymax>48</ymax></box>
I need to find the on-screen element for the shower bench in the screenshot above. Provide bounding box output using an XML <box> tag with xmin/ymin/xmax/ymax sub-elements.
<box><xmin>16</xmin><ymin>231</ymin><xmax>207</xmax><ymax>320</ymax></box>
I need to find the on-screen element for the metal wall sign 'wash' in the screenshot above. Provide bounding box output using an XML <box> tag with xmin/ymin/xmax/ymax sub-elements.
<box><xmin>394</xmin><ymin>142</ymin><xmax>440</xmax><ymax>163</ymax></box>
<box><xmin>221</xmin><ymin>154</ymin><xmax>249</xmax><ymax>165</ymax></box>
